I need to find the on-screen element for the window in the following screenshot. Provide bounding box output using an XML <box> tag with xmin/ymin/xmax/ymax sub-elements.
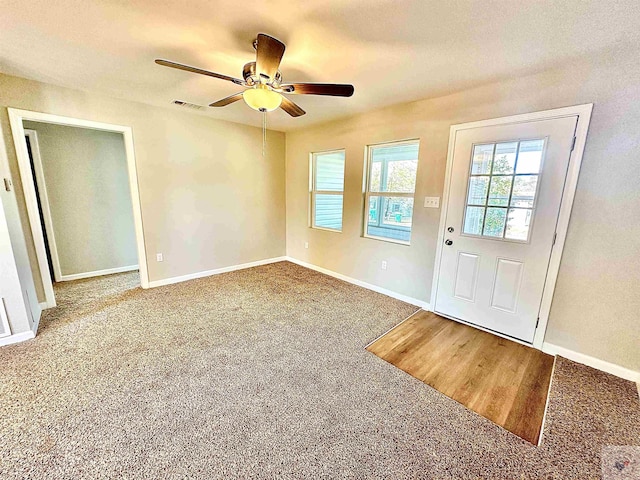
<box><xmin>310</xmin><ymin>150</ymin><xmax>345</xmax><ymax>231</ymax></box>
<box><xmin>463</xmin><ymin>139</ymin><xmax>545</xmax><ymax>241</ymax></box>
<box><xmin>364</xmin><ymin>140</ymin><xmax>419</xmax><ymax>244</ymax></box>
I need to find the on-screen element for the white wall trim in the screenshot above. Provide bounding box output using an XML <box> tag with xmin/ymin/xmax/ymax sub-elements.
<box><xmin>0</xmin><ymin>314</ymin><xmax>39</xmax><ymax>347</ymax></box>
<box><xmin>542</xmin><ymin>342</ymin><xmax>639</xmax><ymax>383</ymax></box>
<box><xmin>7</xmin><ymin>108</ymin><xmax>150</xmax><ymax>312</ymax></box>
<box><xmin>0</xmin><ymin>329</ymin><xmax>35</xmax><ymax>347</ymax></box>
<box><xmin>430</xmin><ymin>104</ymin><xmax>593</xmax><ymax>351</ymax></box>
<box><xmin>148</xmin><ymin>257</ymin><xmax>288</xmax><ymax>288</ymax></box>
<box><xmin>58</xmin><ymin>264</ymin><xmax>139</xmax><ymax>282</ymax></box>
<box><xmin>286</xmin><ymin>257</ymin><xmax>431</xmax><ymax>310</ymax></box>
<box><xmin>23</xmin><ymin>129</ymin><xmax>63</xmax><ymax>282</ymax></box>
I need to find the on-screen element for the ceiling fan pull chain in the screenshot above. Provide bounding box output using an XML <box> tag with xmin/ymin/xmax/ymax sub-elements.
<box><xmin>262</xmin><ymin>109</ymin><xmax>267</xmax><ymax>159</ymax></box>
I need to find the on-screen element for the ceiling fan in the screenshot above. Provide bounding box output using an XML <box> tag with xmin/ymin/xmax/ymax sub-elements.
<box><xmin>156</xmin><ymin>34</ymin><xmax>354</xmax><ymax>118</ymax></box>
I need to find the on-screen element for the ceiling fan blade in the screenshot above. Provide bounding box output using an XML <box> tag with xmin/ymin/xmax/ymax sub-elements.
<box><xmin>280</xmin><ymin>83</ymin><xmax>354</xmax><ymax>97</ymax></box>
<box><xmin>155</xmin><ymin>59</ymin><xmax>244</xmax><ymax>86</ymax></box>
<box><xmin>255</xmin><ymin>34</ymin><xmax>285</xmax><ymax>80</ymax></box>
<box><xmin>280</xmin><ymin>96</ymin><xmax>306</xmax><ymax>117</ymax></box>
<box><xmin>209</xmin><ymin>92</ymin><xmax>244</xmax><ymax>107</ymax></box>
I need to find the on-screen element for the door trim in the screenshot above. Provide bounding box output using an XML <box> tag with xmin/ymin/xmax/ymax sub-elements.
<box><xmin>431</xmin><ymin>104</ymin><xmax>593</xmax><ymax>350</ymax></box>
<box><xmin>23</xmin><ymin>129</ymin><xmax>63</xmax><ymax>282</ymax></box>
<box><xmin>7</xmin><ymin>108</ymin><xmax>150</xmax><ymax>308</ymax></box>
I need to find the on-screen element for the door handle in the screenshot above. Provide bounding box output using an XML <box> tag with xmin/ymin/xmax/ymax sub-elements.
<box><xmin>445</xmin><ymin>239</ymin><xmax>453</xmax><ymax>246</ymax></box>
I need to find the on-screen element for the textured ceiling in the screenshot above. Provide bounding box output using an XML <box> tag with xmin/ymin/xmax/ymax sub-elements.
<box><xmin>1</xmin><ymin>0</ymin><xmax>639</xmax><ymax>131</ymax></box>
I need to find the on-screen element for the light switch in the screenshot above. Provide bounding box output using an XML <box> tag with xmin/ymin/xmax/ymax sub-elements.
<box><xmin>424</xmin><ymin>196</ymin><xmax>440</xmax><ymax>208</ymax></box>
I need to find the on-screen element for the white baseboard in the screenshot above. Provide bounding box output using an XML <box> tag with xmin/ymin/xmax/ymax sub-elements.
<box><xmin>285</xmin><ymin>257</ymin><xmax>431</xmax><ymax>310</ymax></box>
<box><xmin>542</xmin><ymin>342</ymin><xmax>639</xmax><ymax>383</ymax></box>
<box><xmin>59</xmin><ymin>264</ymin><xmax>139</xmax><ymax>282</ymax></box>
<box><xmin>148</xmin><ymin>257</ymin><xmax>288</xmax><ymax>288</ymax></box>
<box><xmin>0</xmin><ymin>329</ymin><xmax>35</xmax><ymax>347</ymax></box>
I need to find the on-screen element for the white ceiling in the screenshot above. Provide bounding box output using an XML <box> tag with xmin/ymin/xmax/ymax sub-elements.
<box><xmin>1</xmin><ymin>0</ymin><xmax>639</xmax><ymax>132</ymax></box>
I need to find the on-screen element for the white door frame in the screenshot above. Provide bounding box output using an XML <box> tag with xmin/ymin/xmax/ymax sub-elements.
<box><xmin>22</xmin><ymin>129</ymin><xmax>63</xmax><ymax>282</ymax></box>
<box><xmin>431</xmin><ymin>104</ymin><xmax>593</xmax><ymax>350</ymax></box>
<box><xmin>7</xmin><ymin>108</ymin><xmax>150</xmax><ymax>308</ymax></box>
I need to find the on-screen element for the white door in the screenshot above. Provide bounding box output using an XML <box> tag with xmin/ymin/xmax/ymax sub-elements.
<box><xmin>434</xmin><ymin>116</ymin><xmax>577</xmax><ymax>343</ymax></box>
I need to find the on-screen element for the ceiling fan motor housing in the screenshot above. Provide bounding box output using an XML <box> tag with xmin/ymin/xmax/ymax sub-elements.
<box><xmin>243</xmin><ymin>62</ymin><xmax>282</xmax><ymax>88</ymax></box>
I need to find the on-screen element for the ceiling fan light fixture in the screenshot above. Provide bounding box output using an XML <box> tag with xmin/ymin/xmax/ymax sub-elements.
<box><xmin>243</xmin><ymin>85</ymin><xmax>282</xmax><ymax>112</ymax></box>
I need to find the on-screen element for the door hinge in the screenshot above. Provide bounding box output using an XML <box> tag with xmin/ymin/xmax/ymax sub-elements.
<box><xmin>552</xmin><ymin>232</ymin><xmax>557</xmax><ymax>246</ymax></box>
<box><xmin>3</xmin><ymin>178</ymin><xmax>12</xmax><ymax>192</ymax></box>
<box><xmin>536</xmin><ymin>317</ymin><xmax>540</xmax><ymax>329</ymax></box>
<box><xmin>570</xmin><ymin>136</ymin><xmax>577</xmax><ymax>153</ymax></box>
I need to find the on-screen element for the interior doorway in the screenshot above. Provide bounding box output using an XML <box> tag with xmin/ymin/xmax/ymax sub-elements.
<box><xmin>8</xmin><ymin>109</ymin><xmax>149</xmax><ymax>309</ymax></box>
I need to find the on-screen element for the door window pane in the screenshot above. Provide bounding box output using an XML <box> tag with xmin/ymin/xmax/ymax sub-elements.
<box><xmin>462</xmin><ymin>138</ymin><xmax>545</xmax><ymax>241</ymax></box>
<box><xmin>505</xmin><ymin>208</ymin><xmax>533</xmax><ymax>240</ymax></box>
<box><xmin>471</xmin><ymin>144</ymin><xmax>494</xmax><ymax>174</ymax></box>
<box><xmin>483</xmin><ymin>208</ymin><xmax>507</xmax><ymax>237</ymax></box>
<box><xmin>467</xmin><ymin>176</ymin><xmax>489</xmax><ymax>205</ymax></box>
<box><xmin>492</xmin><ymin>142</ymin><xmax>517</xmax><ymax>174</ymax></box>
<box><xmin>511</xmin><ymin>175</ymin><xmax>538</xmax><ymax>208</ymax></box>
<box><xmin>516</xmin><ymin>139</ymin><xmax>544</xmax><ymax>174</ymax></box>
<box><xmin>463</xmin><ymin>206</ymin><xmax>485</xmax><ymax>235</ymax></box>
<box><xmin>488</xmin><ymin>176</ymin><xmax>512</xmax><ymax>206</ymax></box>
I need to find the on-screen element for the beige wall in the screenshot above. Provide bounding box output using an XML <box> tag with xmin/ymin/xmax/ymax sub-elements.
<box><xmin>23</xmin><ymin>121</ymin><xmax>137</xmax><ymax>277</ymax></box>
<box><xmin>0</xmin><ymin>73</ymin><xmax>286</xmax><ymax>301</ymax></box>
<box><xmin>286</xmin><ymin>48</ymin><xmax>640</xmax><ymax>372</ymax></box>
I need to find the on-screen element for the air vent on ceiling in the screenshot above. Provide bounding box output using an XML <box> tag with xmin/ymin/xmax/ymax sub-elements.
<box><xmin>172</xmin><ymin>100</ymin><xmax>205</xmax><ymax>110</ymax></box>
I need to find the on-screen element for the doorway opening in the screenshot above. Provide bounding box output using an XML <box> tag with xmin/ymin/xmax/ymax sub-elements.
<box><xmin>8</xmin><ymin>109</ymin><xmax>149</xmax><ymax>309</ymax></box>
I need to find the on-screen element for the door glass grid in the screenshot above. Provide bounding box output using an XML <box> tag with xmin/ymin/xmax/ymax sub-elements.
<box><xmin>463</xmin><ymin>139</ymin><xmax>544</xmax><ymax>241</ymax></box>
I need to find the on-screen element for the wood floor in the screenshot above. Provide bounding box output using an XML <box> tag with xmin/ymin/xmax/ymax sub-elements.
<box><xmin>366</xmin><ymin>310</ymin><xmax>554</xmax><ymax>444</ymax></box>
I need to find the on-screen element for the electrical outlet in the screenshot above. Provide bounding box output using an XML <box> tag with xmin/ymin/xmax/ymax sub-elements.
<box><xmin>424</xmin><ymin>196</ymin><xmax>440</xmax><ymax>208</ymax></box>
<box><xmin>304</xmin><ymin>242</ymin><xmax>309</xmax><ymax>249</ymax></box>
<box><xmin>381</xmin><ymin>260</ymin><xmax>387</xmax><ymax>270</ymax></box>
<box><xmin>156</xmin><ymin>253</ymin><xmax>163</xmax><ymax>262</ymax></box>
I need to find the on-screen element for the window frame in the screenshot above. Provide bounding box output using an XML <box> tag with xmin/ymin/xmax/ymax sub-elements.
<box><xmin>362</xmin><ymin>139</ymin><xmax>420</xmax><ymax>245</ymax></box>
<box><xmin>309</xmin><ymin>148</ymin><xmax>346</xmax><ymax>233</ymax></box>
<box><xmin>460</xmin><ymin>137</ymin><xmax>547</xmax><ymax>243</ymax></box>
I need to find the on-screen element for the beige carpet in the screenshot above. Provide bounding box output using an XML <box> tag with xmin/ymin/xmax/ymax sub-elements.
<box><xmin>0</xmin><ymin>261</ymin><xmax>638</xmax><ymax>479</ymax></box>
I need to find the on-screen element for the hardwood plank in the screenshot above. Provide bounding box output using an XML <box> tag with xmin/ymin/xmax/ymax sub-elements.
<box><xmin>367</xmin><ymin>310</ymin><xmax>554</xmax><ymax>444</ymax></box>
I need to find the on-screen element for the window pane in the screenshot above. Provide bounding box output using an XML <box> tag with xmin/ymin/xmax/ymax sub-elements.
<box><xmin>463</xmin><ymin>206</ymin><xmax>485</xmax><ymax>235</ymax></box>
<box><xmin>369</xmin><ymin>160</ymin><xmax>382</xmax><ymax>192</ymax></box>
<box><xmin>386</xmin><ymin>160</ymin><xmax>418</xmax><ymax>192</ymax></box>
<box><xmin>367</xmin><ymin>196</ymin><xmax>380</xmax><ymax>225</ymax></box>
<box><xmin>492</xmin><ymin>142</ymin><xmax>517</xmax><ymax>174</ymax></box>
<box><xmin>370</xmin><ymin>142</ymin><xmax>419</xmax><ymax>193</ymax></box>
<box><xmin>511</xmin><ymin>175</ymin><xmax>538</xmax><ymax>208</ymax></box>
<box><xmin>315</xmin><ymin>151</ymin><xmax>345</xmax><ymax>191</ymax></box>
<box><xmin>516</xmin><ymin>139</ymin><xmax>544</xmax><ymax>174</ymax></box>
<box><xmin>467</xmin><ymin>176</ymin><xmax>489</xmax><ymax>205</ymax></box>
<box><xmin>472</xmin><ymin>144</ymin><xmax>493</xmax><ymax>174</ymax></box>
<box><xmin>314</xmin><ymin>194</ymin><xmax>343</xmax><ymax>230</ymax></box>
<box><xmin>505</xmin><ymin>208</ymin><xmax>532</xmax><ymax>240</ymax></box>
<box><xmin>381</xmin><ymin>197</ymin><xmax>414</xmax><ymax>228</ymax></box>
<box><xmin>483</xmin><ymin>208</ymin><xmax>507</xmax><ymax>237</ymax></box>
<box><xmin>366</xmin><ymin>196</ymin><xmax>413</xmax><ymax>242</ymax></box>
<box><xmin>488</xmin><ymin>176</ymin><xmax>512</xmax><ymax>206</ymax></box>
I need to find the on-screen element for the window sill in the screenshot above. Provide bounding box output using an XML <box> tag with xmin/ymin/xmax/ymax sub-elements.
<box><xmin>310</xmin><ymin>226</ymin><xmax>343</xmax><ymax>233</ymax></box>
<box><xmin>362</xmin><ymin>234</ymin><xmax>411</xmax><ymax>246</ymax></box>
